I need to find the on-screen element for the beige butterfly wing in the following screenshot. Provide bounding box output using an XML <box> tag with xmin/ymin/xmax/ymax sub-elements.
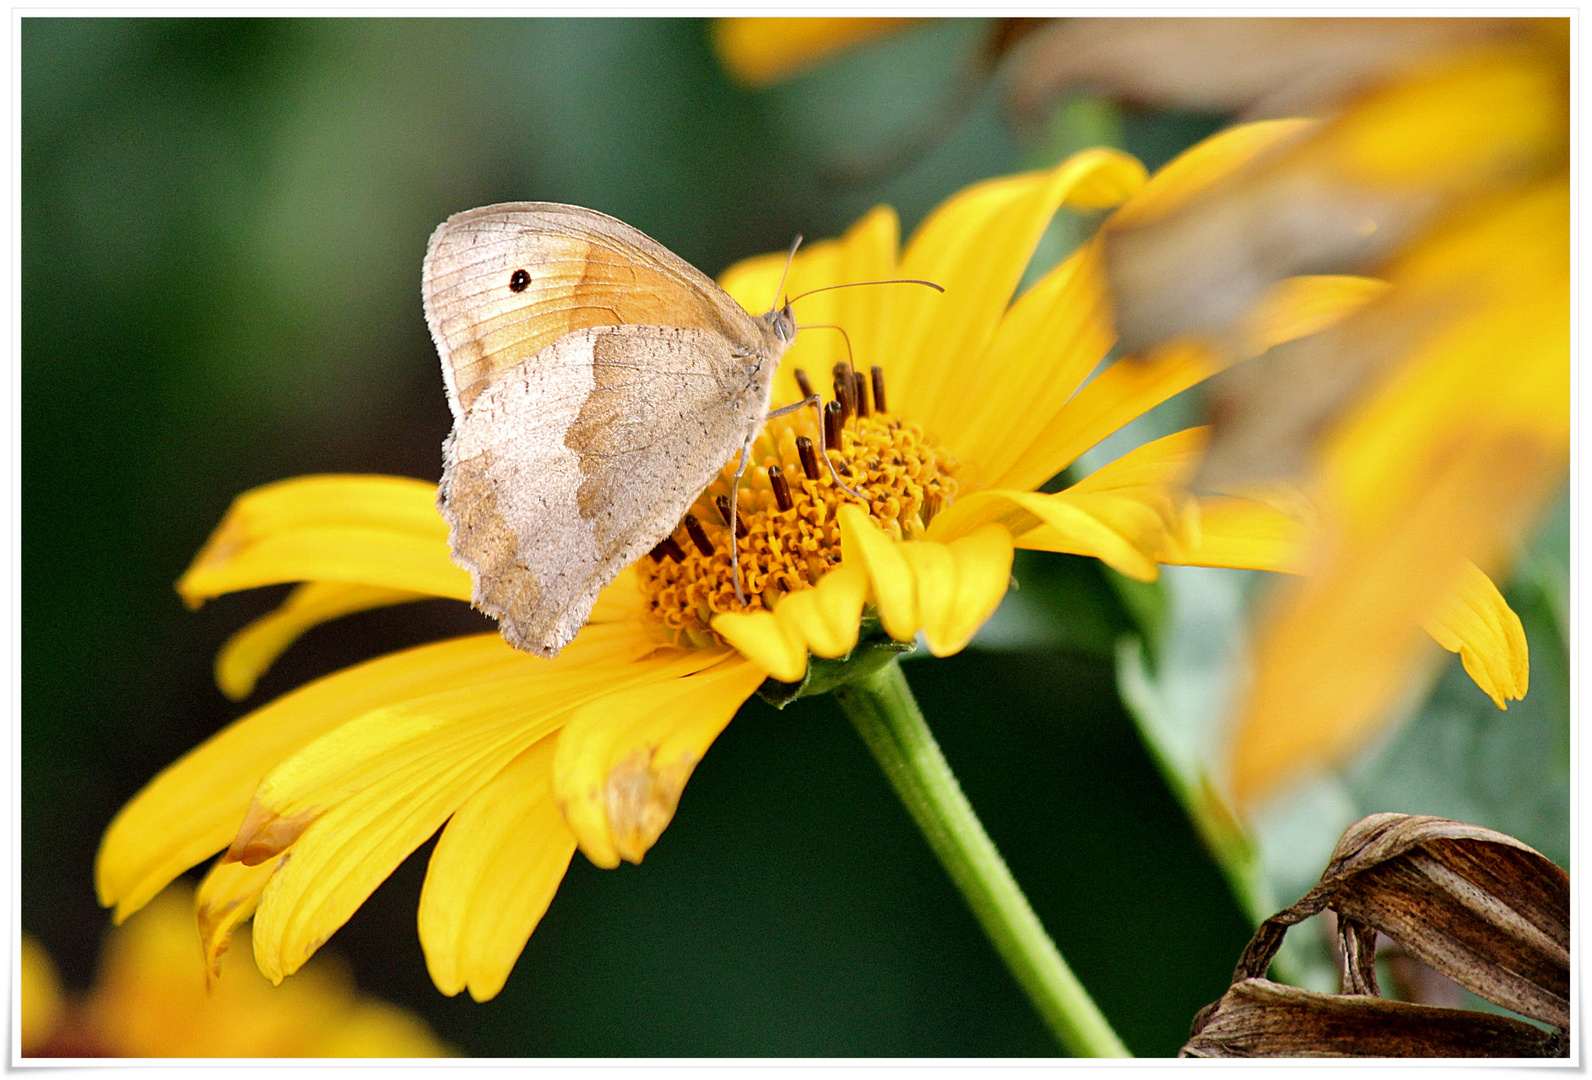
<box><xmin>423</xmin><ymin>203</ymin><xmax>790</xmax><ymax>657</ymax></box>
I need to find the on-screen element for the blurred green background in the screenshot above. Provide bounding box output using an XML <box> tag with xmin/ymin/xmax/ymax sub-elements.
<box><xmin>21</xmin><ymin>17</ymin><xmax>1566</xmax><ymax>1057</ymax></box>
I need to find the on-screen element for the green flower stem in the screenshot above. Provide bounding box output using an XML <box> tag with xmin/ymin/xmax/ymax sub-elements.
<box><xmin>831</xmin><ymin>659</ymin><xmax>1131</xmax><ymax>1058</ymax></box>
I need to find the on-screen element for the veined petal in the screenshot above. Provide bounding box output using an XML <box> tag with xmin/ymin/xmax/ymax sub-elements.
<box><xmin>1421</xmin><ymin>561</ymin><xmax>1529</xmax><ymax>708</ymax></box>
<box><xmin>839</xmin><ymin>504</ymin><xmax>918</xmax><ymax>640</ymax></box>
<box><xmin>892</xmin><ymin>149</ymin><xmax>1148</xmax><ymax>433</ymax></box>
<box><xmin>248</xmin><ymin>627</ymin><xmax>715</xmax><ymax>982</ymax></box>
<box><xmin>178</xmin><ymin>475</ymin><xmax>468</xmax><ymax>605</ymax></box>
<box><xmin>216</xmin><ymin>583</ymin><xmax>428</xmax><ymax>701</ymax></box>
<box><xmin>417</xmin><ymin>735</ymin><xmax>577</xmax><ymax>1002</ymax></box>
<box><xmin>937</xmin><ymin>489</ymin><xmax>1160</xmax><ymax>583</ymax></box>
<box><xmin>95</xmin><ymin>633</ymin><xmax>531</xmax><ymax>923</ymax></box>
<box><xmin>953</xmin><ymin>238</ymin><xmax>1114</xmax><ymax>483</ymax></box>
<box><xmin>553</xmin><ymin>656</ymin><xmax>766</xmax><ymax>869</ymax></box>
<box><xmin>1157</xmin><ymin>496</ymin><xmax>1310</xmax><ymax>573</ymax></box>
<box><xmin>195</xmin><ymin>858</ymin><xmax>275</xmax><ymax>985</ymax></box>
<box><xmin>900</xmin><ymin>541</ymin><xmax>956</xmax><ymax>654</ymax></box>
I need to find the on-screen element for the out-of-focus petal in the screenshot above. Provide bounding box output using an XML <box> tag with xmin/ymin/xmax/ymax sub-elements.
<box><xmin>712</xmin><ymin>17</ymin><xmax>923</xmax><ymax>86</ymax></box>
<box><xmin>417</xmin><ymin>735</ymin><xmax>577</xmax><ymax>1002</ymax></box>
<box><xmin>553</xmin><ymin>657</ymin><xmax>766</xmax><ymax>869</ymax></box>
<box><xmin>215</xmin><ymin>582</ymin><xmax>427</xmax><ymax>701</ymax></box>
<box><xmin>177</xmin><ymin>475</ymin><xmax>469</xmax><ymax>605</ymax></box>
<box><xmin>20</xmin><ymin>937</ymin><xmax>63</xmax><ymax>1056</ymax></box>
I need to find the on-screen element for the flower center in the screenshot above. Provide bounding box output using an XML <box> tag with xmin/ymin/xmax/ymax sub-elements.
<box><xmin>639</xmin><ymin>364</ymin><xmax>960</xmax><ymax>647</ymax></box>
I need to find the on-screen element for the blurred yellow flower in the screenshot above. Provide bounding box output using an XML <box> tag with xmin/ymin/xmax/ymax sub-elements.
<box><xmin>95</xmin><ymin>126</ymin><xmax>1527</xmax><ymax>1005</ymax></box>
<box><xmin>21</xmin><ymin>887</ymin><xmax>449</xmax><ymax>1058</ymax></box>
<box><xmin>713</xmin><ymin>17</ymin><xmax>923</xmax><ymax>87</ymax></box>
<box><xmin>1091</xmin><ymin>20</ymin><xmax>1568</xmax><ymax>809</ymax></box>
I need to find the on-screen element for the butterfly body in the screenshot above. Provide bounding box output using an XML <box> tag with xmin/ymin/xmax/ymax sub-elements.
<box><xmin>423</xmin><ymin>202</ymin><xmax>793</xmax><ymax>657</ymax></box>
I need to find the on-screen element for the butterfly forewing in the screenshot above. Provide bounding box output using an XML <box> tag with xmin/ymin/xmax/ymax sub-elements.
<box><xmin>422</xmin><ymin>203</ymin><xmax>787</xmax><ymax>657</ymax></box>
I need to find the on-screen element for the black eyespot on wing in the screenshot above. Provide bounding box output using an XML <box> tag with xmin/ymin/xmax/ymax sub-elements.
<box><xmin>509</xmin><ymin>269</ymin><xmax>531</xmax><ymax>292</ymax></box>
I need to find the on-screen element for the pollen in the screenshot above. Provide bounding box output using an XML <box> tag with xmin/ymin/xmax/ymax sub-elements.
<box><xmin>639</xmin><ymin>365</ymin><xmax>960</xmax><ymax>647</ymax></box>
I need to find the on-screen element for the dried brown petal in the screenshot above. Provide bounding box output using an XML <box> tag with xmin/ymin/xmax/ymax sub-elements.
<box><xmin>1183</xmin><ymin>978</ymin><xmax>1564</xmax><ymax>1058</ymax></box>
<box><xmin>1188</xmin><ymin>813</ymin><xmax>1569</xmax><ymax>1056</ymax></box>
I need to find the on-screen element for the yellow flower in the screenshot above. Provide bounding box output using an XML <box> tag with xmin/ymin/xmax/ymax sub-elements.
<box><xmin>712</xmin><ymin>17</ymin><xmax>923</xmax><ymax>87</ymax></box>
<box><xmin>1090</xmin><ymin>21</ymin><xmax>1567</xmax><ymax>809</ymax></box>
<box><xmin>22</xmin><ymin>886</ymin><xmax>449</xmax><ymax>1058</ymax></box>
<box><xmin>95</xmin><ymin>125</ymin><xmax>1528</xmax><ymax>1004</ymax></box>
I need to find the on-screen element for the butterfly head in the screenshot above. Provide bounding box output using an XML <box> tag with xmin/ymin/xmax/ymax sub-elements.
<box><xmin>758</xmin><ymin>301</ymin><xmax>798</xmax><ymax>357</ymax></box>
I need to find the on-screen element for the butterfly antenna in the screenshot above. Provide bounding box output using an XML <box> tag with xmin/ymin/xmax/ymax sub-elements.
<box><xmin>773</xmin><ymin>235</ymin><xmax>803</xmax><ymax>311</ymax></box>
<box><xmin>786</xmin><ymin>278</ymin><xmax>943</xmax><ymax>305</ymax></box>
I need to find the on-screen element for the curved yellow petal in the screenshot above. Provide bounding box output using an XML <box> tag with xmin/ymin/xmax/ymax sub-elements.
<box><xmin>96</xmin><ymin>633</ymin><xmax>528</xmax><ymax>924</ymax></box>
<box><xmin>1108</xmin><ymin>118</ymin><xmax>1315</xmax><ymax>231</ymax></box>
<box><xmin>713</xmin><ymin>609</ymin><xmax>807</xmax><ymax>683</ymax></box>
<box><xmin>178</xmin><ymin>475</ymin><xmax>468</xmax><ymax>605</ymax></box>
<box><xmin>215</xmin><ymin>582</ymin><xmax>428</xmax><ymax>701</ymax></box>
<box><xmin>1156</xmin><ymin>496</ymin><xmax>1310</xmax><ymax>573</ymax></box>
<box><xmin>891</xmin><ymin>149</ymin><xmax>1148</xmax><ymax>434</ymax></box>
<box><xmin>553</xmin><ymin>656</ymin><xmax>765</xmax><ymax>869</ymax></box>
<box><xmin>938</xmin><ymin>489</ymin><xmax>1160</xmax><ymax>583</ymax></box>
<box><xmin>839</xmin><ymin>504</ymin><xmax>918</xmax><ymax>640</ymax></box>
<box><xmin>712</xmin><ymin>17</ymin><xmax>922</xmax><ymax>87</ymax></box>
<box><xmin>195</xmin><ymin>857</ymin><xmax>275</xmax><ymax>985</ymax></box>
<box><xmin>940</xmin><ymin>525</ymin><xmax>1016</xmax><ymax>656</ymax></box>
<box><xmin>773</xmin><ymin>562</ymin><xmax>867</xmax><ymax>661</ymax></box>
<box><xmin>954</xmin><ymin>238</ymin><xmax>1114</xmax><ymax>483</ymax></box>
<box><xmin>417</xmin><ymin>735</ymin><xmax>578</xmax><ymax>1002</ymax></box>
<box><xmin>900</xmin><ymin>541</ymin><xmax>955</xmax><ymax>654</ymax></box>
<box><xmin>1241</xmin><ymin>275</ymin><xmax>1392</xmax><ymax>356</ymax></box>
<box><xmin>1421</xmin><ymin>561</ymin><xmax>1529</xmax><ymax>708</ymax></box>
<box><xmin>243</xmin><ymin>625</ymin><xmax>704</xmax><ymax>982</ymax></box>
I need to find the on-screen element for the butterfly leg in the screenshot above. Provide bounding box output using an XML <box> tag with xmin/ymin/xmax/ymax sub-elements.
<box><xmin>765</xmin><ymin>394</ymin><xmax>864</xmax><ymax>500</ymax></box>
<box><xmin>729</xmin><ymin>438</ymin><xmax>753</xmax><ymax>607</ymax></box>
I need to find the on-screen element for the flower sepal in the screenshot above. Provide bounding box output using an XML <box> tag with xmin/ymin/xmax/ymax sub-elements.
<box><xmin>755</xmin><ymin>617</ymin><xmax>916</xmax><ymax>709</ymax></box>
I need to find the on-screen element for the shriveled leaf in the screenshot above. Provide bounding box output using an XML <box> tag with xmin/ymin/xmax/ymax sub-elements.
<box><xmin>1191</xmin><ymin>813</ymin><xmax>1568</xmax><ymax>1056</ymax></box>
<box><xmin>1183</xmin><ymin>978</ymin><xmax>1564</xmax><ymax>1058</ymax></box>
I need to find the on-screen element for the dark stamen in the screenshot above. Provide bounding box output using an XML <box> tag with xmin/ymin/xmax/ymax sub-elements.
<box><xmin>871</xmin><ymin>365</ymin><xmax>887</xmax><ymax>413</ymax></box>
<box><xmin>852</xmin><ymin>370</ymin><xmax>870</xmax><ymax>418</ymax></box>
<box><xmin>832</xmin><ymin>362</ymin><xmax>856</xmax><ymax>417</ymax></box>
<box><xmin>716</xmin><ymin>494</ymin><xmax>749</xmax><ymax>538</ymax></box>
<box><xmin>922</xmin><ymin>493</ymin><xmax>942</xmax><ymax>525</ymax></box>
<box><xmin>795</xmin><ymin>436</ymin><xmax>821</xmax><ymax>480</ymax></box>
<box><xmin>656</xmin><ymin>536</ymin><xmax>687</xmax><ymax>563</ymax></box>
<box><xmin>824</xmin><ymin>400</ymin><xmax>844</xmax><ymax>455</ymax></box>
<box><xmin>769</xmin><ymin>466</ymin><xmax>794</xmax><ymax>512</ymax></box>
<box><xmin>683</xmin><ymin>514</ymin><xmax>714</xmax><ymax>557</ymax></box>
<box><xmin>793</xmin><ymin>368</ymin><xmax>814</xmax><ymax>400</ymax></box>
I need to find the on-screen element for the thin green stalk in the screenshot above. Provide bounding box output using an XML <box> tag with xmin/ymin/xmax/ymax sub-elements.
<box><xmin>831</xmin><ymin>659</ymin><xmax>1131</xmax><ymax>1057</ymax></box>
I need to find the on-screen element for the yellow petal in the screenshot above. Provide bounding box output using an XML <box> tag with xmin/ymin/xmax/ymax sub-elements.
<box><xmin>195</xmin><ymin>857</ymin><xmax>276</xmax><ymax>985</ymax></box>
<box><xmin>774</xmin><ymin>561</ymin><xmax>868</xmax><ymax>660</ymax></box>
<box><xmin>215</xmin><ymin>582</ymin><xmax>427</xmax><ymax>700</ymax></box>
<box><xmin>891</xmin><ymin>149</ymin><xmax>1148</xmax><ymax>434</ymax></box>
<box><xmin>955</xmin><ymin>238</ymin><xmax>1114</xmax><ymax>484</ymax></box>
<box><xmin>900</xmin><ymin>541</ymin><xmax>956</xmax><ymax>654</ymax></box>
<box><xmin>553</xmin><ymin>656</ymin><xmax>766</xmax><ymax>869</ymax></box>
<box><xmin>713</xmin><ymin>609</ymin><xmax>808</xmax><ymax>683</ymax></box>
<box><xmin>936</xmin><ymin>488</ymin><xmax>1160</xmax><ymax>583</ymax></box>
<box><xmin>20</xmin><ymin>937</ymin><xmax>64</xmax><ymax>1056</ymax></box>
<box><xmin>246</xmin><ymin>625</ymin><xmax>707</xmax><ymax>981</ymax></box>
<box><xmin>96</xmin><ymin>633</ymin><xmax>528</xmax><ymax>923</ymax></box>
<box><xmin>940</xmin><ymin>525</ymin><xmax>1016</xmax><ymax>656</ymax></box>
<box><xmin>712</xmin><ymin>17</ymin><xmax>922</xmax><ymax>86</ymax></box>
<box><xmin>178</xmin><ymin>475</ymin><xmax>468</xmax><ymax>605</ymax></box>
<box><xmin>1156</xmin><ymin>496</ymin><xmax>1310</xmax><ymax>573</ymax></box>
<box><xmin>1108</xmin><ymin>118</ymin><xmax>1315</xmax><ymax>231</ymax></box>
<box><xmin>1421</xmin><ymin>561</ymin><xmax>1529</xmax><ymax>709</ymax></box>
<box><xmin>417</xmin><ymin>734</ymin><xmax>577</xmax><ymax>1001</ymax></box>
<box><xmin>839</xmin><ymin>504</ymin><xmax>918</xmax><ymax>640</ymax></box>
<box><xmin>1240</xmin><ymin>275</ymin><xmax>1392</xmax><ymax>356</ymax></box>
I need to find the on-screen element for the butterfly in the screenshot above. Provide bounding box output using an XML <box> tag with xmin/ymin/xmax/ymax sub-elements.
<box><xmin>422</xmin><ymin>203</ymin><xmax>801</xmax><ymax>658</ymax></box>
